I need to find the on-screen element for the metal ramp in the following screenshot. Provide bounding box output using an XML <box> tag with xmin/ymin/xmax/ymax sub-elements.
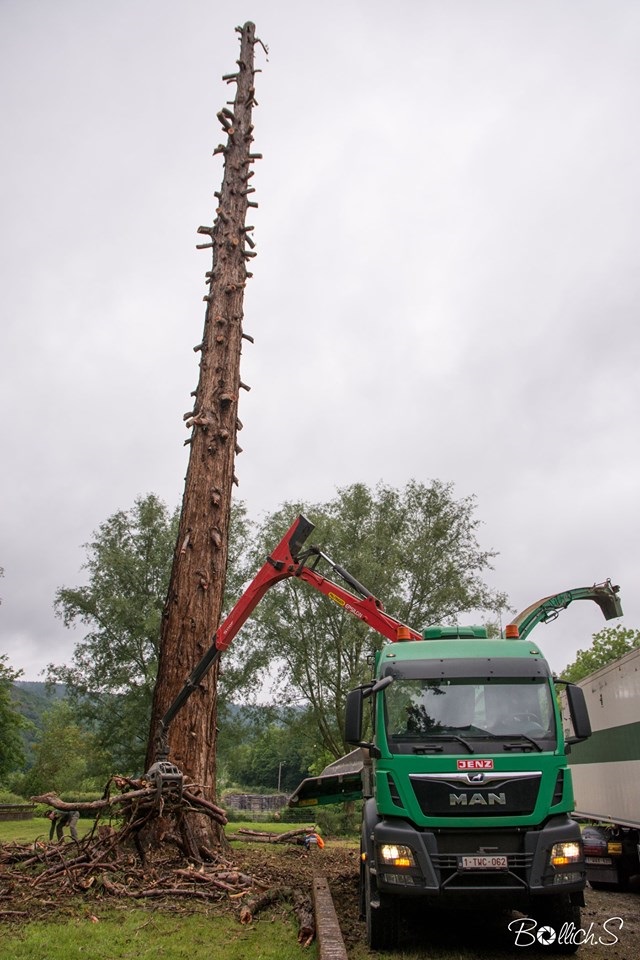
<box><xmin>288</xmin><ymin>749</ymin><xmax>365</xmax><ymax>808</ymax></box>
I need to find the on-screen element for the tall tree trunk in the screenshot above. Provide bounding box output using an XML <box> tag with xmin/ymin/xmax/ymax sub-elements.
<box><xmin>146</xmin><ymin>22</ymin><xmax>261</xmax><ymax>852</ymax></box>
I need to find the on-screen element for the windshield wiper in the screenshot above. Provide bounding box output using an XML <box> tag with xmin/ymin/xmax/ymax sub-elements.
<box><xmin>500</xmin><ymin>734</ymin><xmax>544</xmax><ymax>753</ymax></box>
<box><xmin>414</xmin><ymin>734</ymin><xmax>475</xmax><ymax>754</ymax></box>
<box><xmin>466</xmin><ymin>728</ymin><xmax>544</xmax><ymax>753</ymax></box>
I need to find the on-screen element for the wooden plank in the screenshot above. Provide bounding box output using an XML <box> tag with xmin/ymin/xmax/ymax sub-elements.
<box><xmin>312</xmin><ymin>876</ymin><xmax>348</xmax><ymax>960</ymax></box>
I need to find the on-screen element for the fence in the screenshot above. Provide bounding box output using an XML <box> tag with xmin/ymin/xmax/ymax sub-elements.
<box><xmin>224</xmin><ymin>793</ymin><xmax>288</xmax><ymax>814</ymax></box>
<box><xmin>0</xmin><ymin>803</ymin><xmax>36</xmax><ymax>821</ymax></box>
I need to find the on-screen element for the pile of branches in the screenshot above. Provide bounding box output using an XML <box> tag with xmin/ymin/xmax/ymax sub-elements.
<box><xmin>0</xmin><ymin>776</ymin><xmax>315</xmax><ymax>945</ymax></box>
<box><xmin>0</xmin><ymin>833</ymin><xmax>255</xmax><ymax>911</ymax></box>
<box><xmin>32</xmin><ymin>774</ymin><xmax>228</xmax><ymax>864</ymax></box>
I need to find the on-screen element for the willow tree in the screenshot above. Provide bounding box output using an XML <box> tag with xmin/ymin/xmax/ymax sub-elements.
<box><xmin>146</xmin><ymin>22</ymin><xmax>262</xmax><ymax>854</ymax></box>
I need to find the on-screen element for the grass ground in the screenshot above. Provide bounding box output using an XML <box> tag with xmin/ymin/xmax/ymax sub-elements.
<box><xmin>0</xmin><ymin>906</ymin><xmax>306</xmax><ymax>960</ymax></box>
<box><xmin>0</xmin><ymin>818</ymin><xmax>322</xmax><ymax>960</ymax></box>
<box><xmin>0</xmin><ymin>817</ymin><xmax>89</xmax><ymax>844</ymax></box>
<box><xmin>0</xmin><ymin>817</ymin><xmax>300</xmax><ymax>844</ymax></box>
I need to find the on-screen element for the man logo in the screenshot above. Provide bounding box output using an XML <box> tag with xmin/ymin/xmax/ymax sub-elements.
<box><xmin>449</xmin><ymin>792</ymin><xmax>507</xmax><ymax>806</ymax></box>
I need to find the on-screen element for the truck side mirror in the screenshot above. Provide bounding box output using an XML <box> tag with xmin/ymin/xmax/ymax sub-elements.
<box><xmin>344</xmin><ymin>688</ymin><xmax>363</xmax><ymax>745</ymax></box>
<box><xmin>565</xmin><ymin>683</ymin><xmax>591</xmax><ymax>742</ymax></box>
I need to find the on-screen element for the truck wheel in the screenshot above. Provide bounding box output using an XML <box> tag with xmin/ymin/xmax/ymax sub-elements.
<box><xmin>531</xmin><ymin>895</ymin><xmax>581</xmax><ymax>955</ymax></box>
<box><xmin>364</xmin><ymin>862</ymin><xmax>398</xmax><ymax>951</ymax></box>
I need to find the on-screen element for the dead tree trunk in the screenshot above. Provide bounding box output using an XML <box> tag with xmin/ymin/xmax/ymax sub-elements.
<box><xmin>146</xmin><ymin>22</ymin><xmax>261</xmax><ymax>854</ymax></box>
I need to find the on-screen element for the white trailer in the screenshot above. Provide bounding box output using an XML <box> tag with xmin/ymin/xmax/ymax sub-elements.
<box><xmin>563</xmin><ymin>646</ymin><xmax>640</xmax><ymax>887</ymax></box>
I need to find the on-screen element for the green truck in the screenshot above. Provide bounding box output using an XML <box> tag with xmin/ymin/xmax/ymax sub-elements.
<box><xmin>332</xmin><ymin>626</ymin><xmax>607</xmax><ymax>952</ymax></box>
<box><xmin>150</xmin><ymin>515</ymin><xmax>622</xmax><ymax>953</ymax></box>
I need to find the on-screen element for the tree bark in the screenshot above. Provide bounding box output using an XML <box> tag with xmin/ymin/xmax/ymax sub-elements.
<box><xmin>146</xmin><ymin>22</ymin><xmax>261</xmax><ymax>851</ymax></box>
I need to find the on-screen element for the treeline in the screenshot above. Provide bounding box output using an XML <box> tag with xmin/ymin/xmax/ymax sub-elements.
<box><xmin>7</xmin><ymin>681</ymin><xmax>314</xmax><ymax>798</ymax></box>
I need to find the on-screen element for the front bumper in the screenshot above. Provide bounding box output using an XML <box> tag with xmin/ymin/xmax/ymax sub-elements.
<box><xmin>371</xmin><ymin>815</ymin><xmax>587</xmax><ymax>901</ymax></box>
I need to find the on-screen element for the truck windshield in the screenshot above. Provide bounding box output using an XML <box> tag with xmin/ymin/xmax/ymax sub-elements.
<box><xmin>384</xmin><ymin>677</ymin><xmax>556</xmax><ymax>752</ymax></box>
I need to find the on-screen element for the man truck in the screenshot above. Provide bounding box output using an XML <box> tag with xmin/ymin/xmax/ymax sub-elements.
<box><xmin>149</xmin><ymin>515</ymin><xmax>623</xmax><ymax>953</ymax></box>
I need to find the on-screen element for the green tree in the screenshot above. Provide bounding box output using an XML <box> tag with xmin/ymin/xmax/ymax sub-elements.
<box><xmin>561</xmin><ymin>624</ymin><xmax>640</xmax><ymax>683</ymax></box>
<box><xmin>49</xmin><ymin>494</ymin><xmax>251</xmax><ymax>776</ymax></box>
<box><xmin>20</xmin><ymin>701</ymin><xmax>107</xmax><ymax>795</ymax></box>
<box><xmin>49</xmin><ymin>494</ymin><xmax>180</xmax><ymax>774</ymax></box>
<box><xmin>0</xmin><ymin>655</ymin><xmax>27</xmax><ymax>783</ymax></box>
<box><xmin>219</xmin><ymin>706</ymin><xmax>315</xmax><ymax>793</ymax></box>
<box><xmin>232</xmin><ymin>480</ymin><xmax>506</xmax><ymax>760</ymax></box>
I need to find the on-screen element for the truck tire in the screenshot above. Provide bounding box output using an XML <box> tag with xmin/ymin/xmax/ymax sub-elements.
<box><xmin>364</xmin><ymin>861</ymin><xmax>398</xmax><ymax>951</ymax></box>
<box><xmin>531</xmin><ymin>894</ymin><xmax>581</xmax><ymax>955</ymax></box>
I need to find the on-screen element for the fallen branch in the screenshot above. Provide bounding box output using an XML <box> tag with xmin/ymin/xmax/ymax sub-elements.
<box><xmin>31</xmin><ymin>787</ymin><xmax>151</xmax><ymax>814</ymax></box>
<box><xmin>228</xmin><ymin>827</ymin><xmax>315</xmax><ymax>843</ymax></box>
<box><xmin>239</xmin><ymin>885</ymin><xmax>315</xmax><ymax>945</ymax></box>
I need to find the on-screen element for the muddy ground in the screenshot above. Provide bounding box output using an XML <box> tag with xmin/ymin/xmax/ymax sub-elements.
<box><xmin>237</xmin><ymin>842</ymin><xmax>640</xmax><ymax>958</ymax></box>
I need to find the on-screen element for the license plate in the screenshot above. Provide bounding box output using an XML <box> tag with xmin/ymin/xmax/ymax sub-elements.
<box><xmin>460</xmin><ymin>855</ymin><xmax>508</xmax><ymax>870</ymax></box>
<box><xmin>585</xmin><ymin>856</ymin><xmax>613</xmax><ymax>865</ymax></box>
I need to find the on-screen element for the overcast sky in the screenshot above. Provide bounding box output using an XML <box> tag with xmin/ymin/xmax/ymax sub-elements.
<box><xmin>2</xmin><ymin>0</ymin><xmax>639</xmax><ymax>681</ymax></box>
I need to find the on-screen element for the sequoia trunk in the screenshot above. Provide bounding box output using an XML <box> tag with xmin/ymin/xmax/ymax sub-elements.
<box><xmin>146</xmin><ymin>22</ymin><xmax>261</xmax><ymax>851</ymax></box>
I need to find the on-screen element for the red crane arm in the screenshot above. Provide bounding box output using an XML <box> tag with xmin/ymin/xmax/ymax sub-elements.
<box><xmin>216</xmin><ymin>513</ymin><xmax>420</xmax><ymax>651</ymax></box>
<box><xmin>214</xmin><ymin>514</ymin><xmax>314</xmax><ymax>651</ymax></box>
<box><xmin>153</xmin><ymin>515</ymin><xmax>418</xmax><ymax>761</ymax></box>
<box><xmin>296</xmin><ymin>565</ymin><xmax>421</xmax><ymax>643</ymax></box>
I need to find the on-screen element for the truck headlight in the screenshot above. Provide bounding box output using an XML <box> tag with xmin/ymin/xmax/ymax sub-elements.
<box><xmin>378</xmin><ymin>843</ymin><xmax>415</xmax><ymax>868</ymax></box>
<box><xmin>550</xmin><ymin>841</ymin><xmax>582</xmax><ymax>867</ymax></box>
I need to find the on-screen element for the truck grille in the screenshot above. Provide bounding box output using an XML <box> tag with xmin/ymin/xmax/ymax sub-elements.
<box><xmin>410</xmin><ymin>771</ymin><xmax>541</xmax><ymax>817</ymax></box>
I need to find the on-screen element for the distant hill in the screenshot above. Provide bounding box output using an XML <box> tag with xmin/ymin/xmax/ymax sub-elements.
<box><xmin>13</xmin><ymin>680</ymin><xmax>67</xmax><ymax>701</ymax></box>
<box><xmin>11</xmin><ymin>680</ymin><xmax>67</xmax><ymax>765</ymax></box>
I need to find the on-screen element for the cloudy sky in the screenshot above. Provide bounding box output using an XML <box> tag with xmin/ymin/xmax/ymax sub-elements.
<box><xmin>2</xmin><ymin>0</ymin><xmax>639</xmax><ymax>681</ymax></box>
